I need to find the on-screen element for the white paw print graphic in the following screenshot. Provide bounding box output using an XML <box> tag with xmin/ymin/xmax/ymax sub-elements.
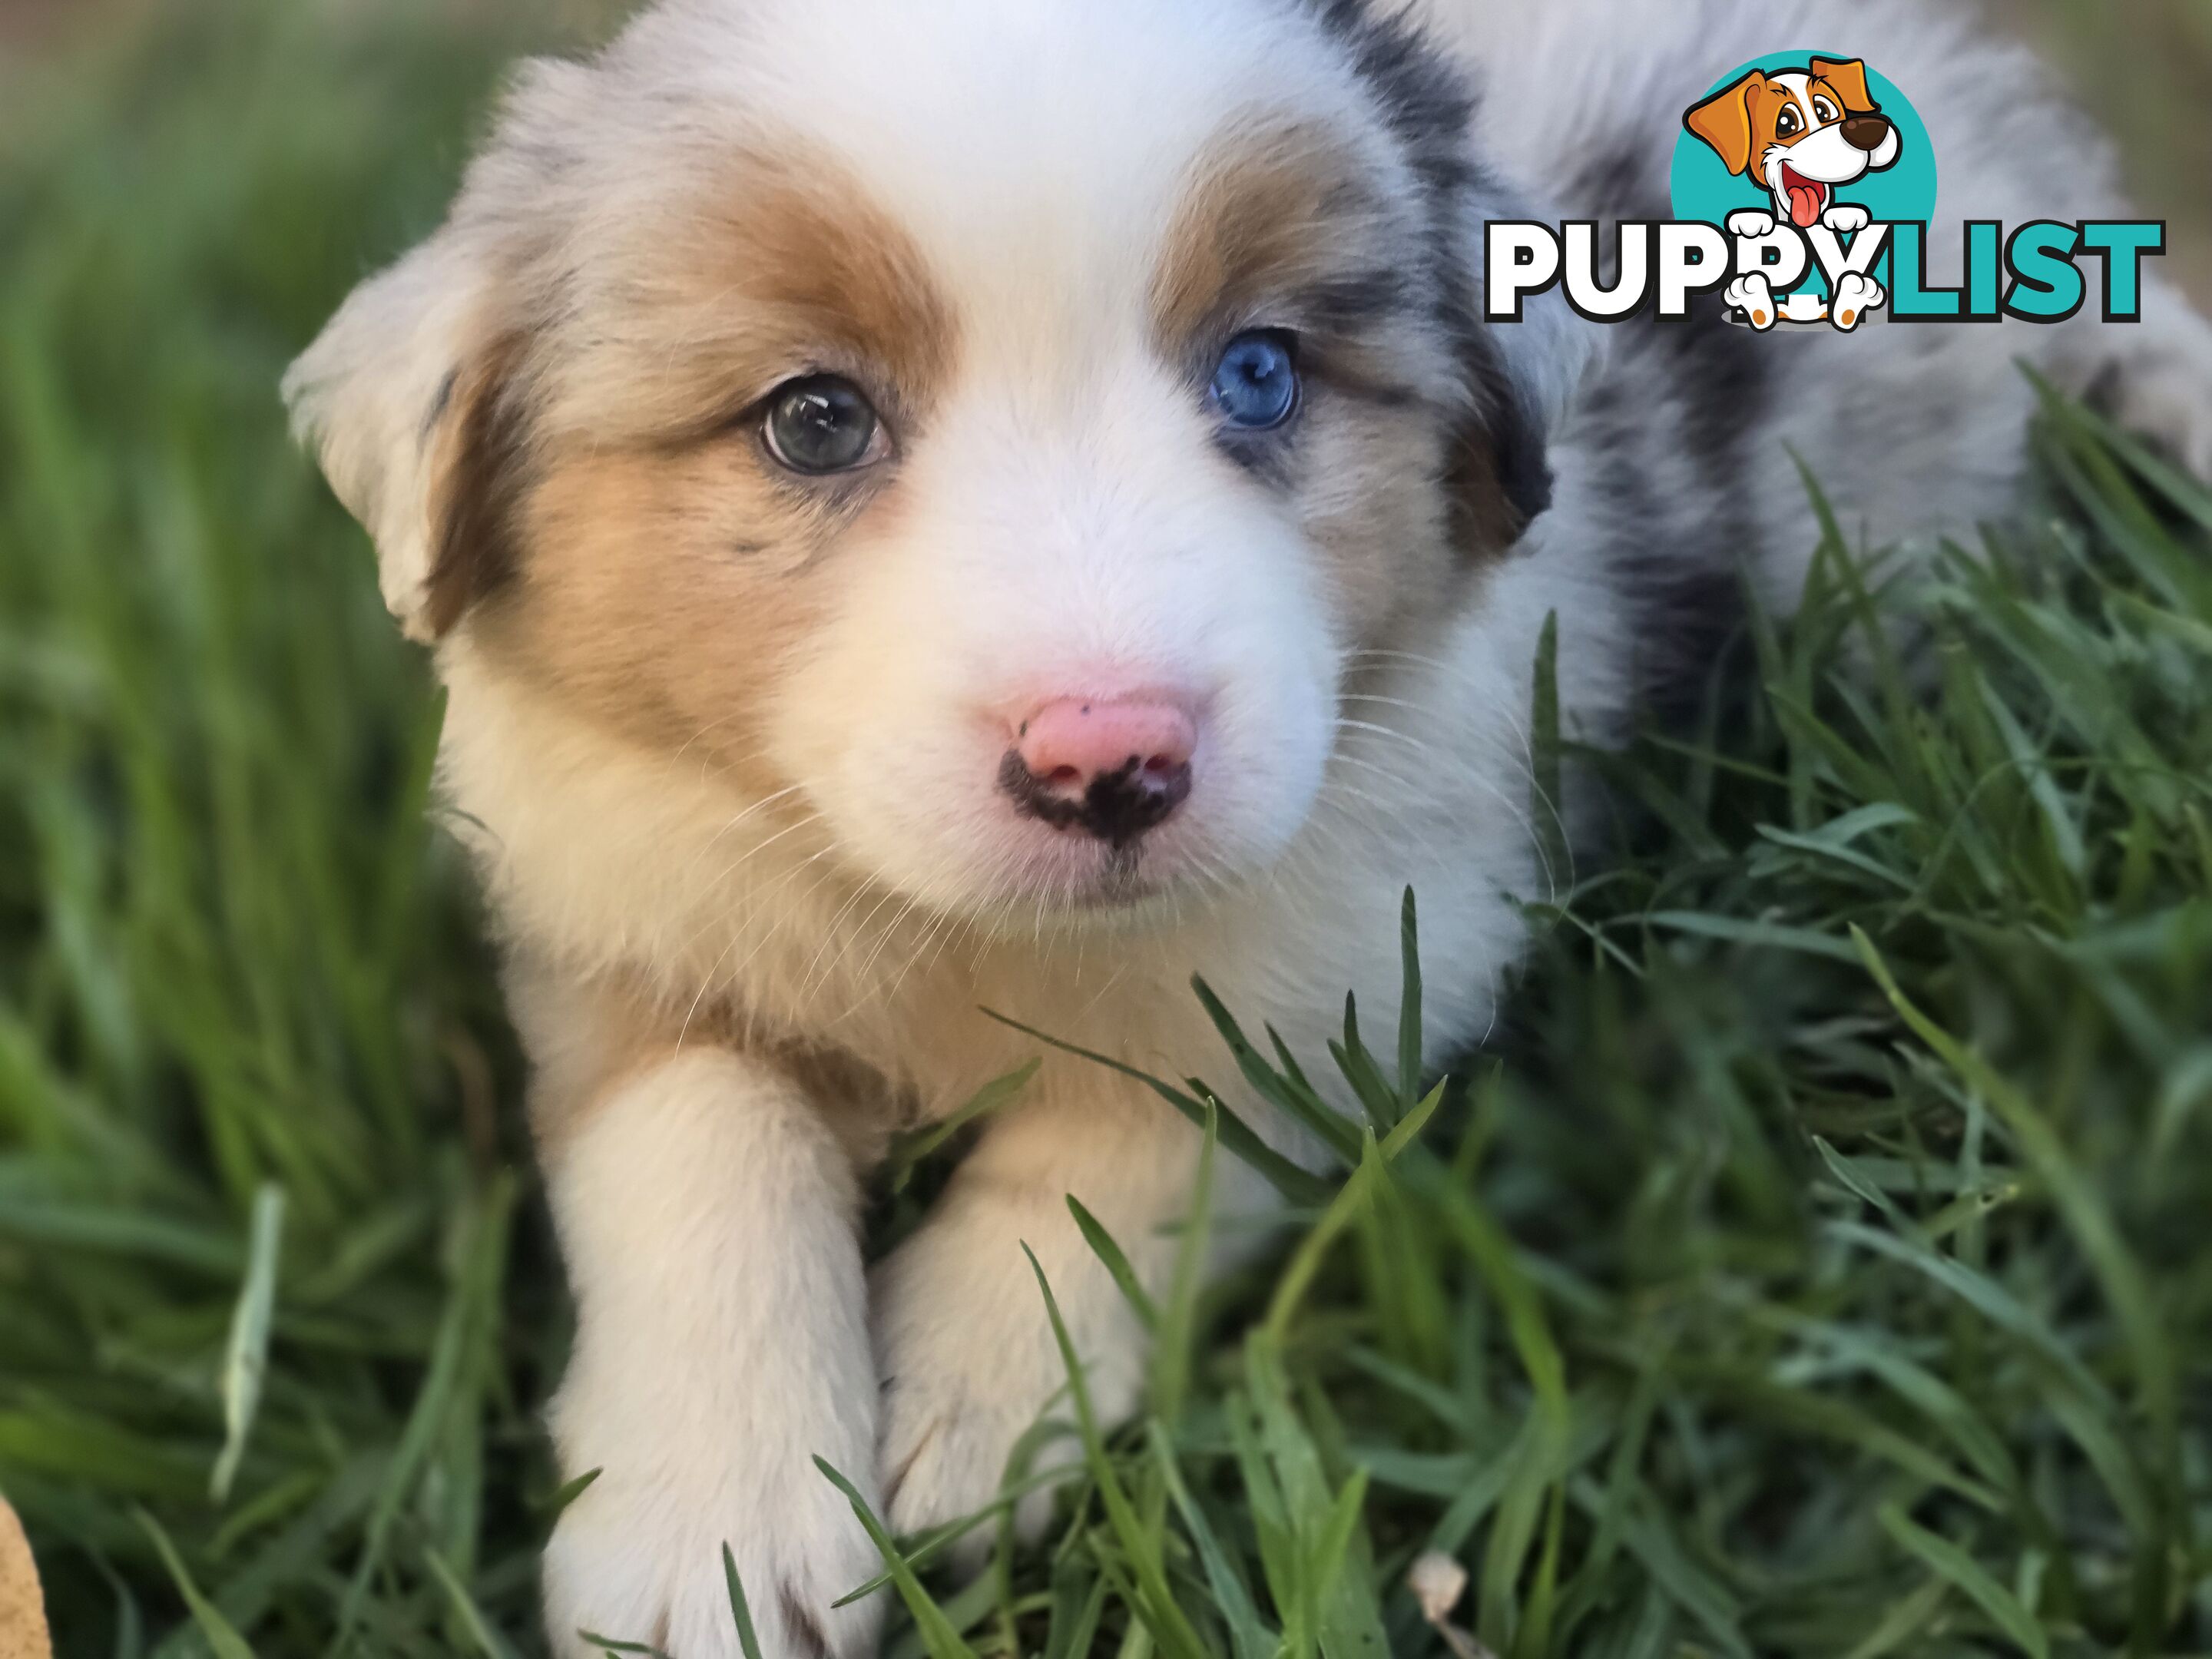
<box><xmin>1724</xmin><ymin>272</ymin><xmax>1777</xmax><ymax>329</ymax></box>
<box><xmin>1830</xmin><ymin>270</ymin><xmax>1886</xmax><ymax>330</ymax></box>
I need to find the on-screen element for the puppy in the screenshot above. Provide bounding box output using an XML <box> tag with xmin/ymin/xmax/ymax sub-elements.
<box><xmin>284</xmin><ymin>0</ymin><xmax>2212</xmax><ymax>1653</ymax></box>
<box><xmin>1685</xmin><ymin>56</ymin><xmax>1902</xmax><ymax>230</ymax></box>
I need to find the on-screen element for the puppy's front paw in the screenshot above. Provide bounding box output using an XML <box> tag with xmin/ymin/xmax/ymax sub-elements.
<box><xmin>1830</xmin><ymin>271</ymin><xmax>1885</xmax><ymax>330</ymax></box>
<box><xmin>873</xmin><ymin>1207</ymin><xmax>1144</xmax><ymax>1558</ymax></box>
<box><xmin>542</xmin><ymin>1463</ymin><xmax>882</xmax><ymax>1659</ymax></box>
<box><xmin>1821</xmin><ymin>203</ymin><xmax>1872</xmax><ymax>235</ymax></box>
<box><xmin>536</xmin><ymin>1052</ymin><xmax>885</xmax><ymax>1657</ymax></box>
<box><xmin>1726</xmin><ymin>208</ymin><xmax>1777</xmax><ymax>240</ymax></box>
<box><xmin>1724</xmin><ymin>273</ymin><xmax>1777</xmax><ymax>329</ymax></box>
<box><xmin>877</xmin><ymin>1359</ymin><xmax>1067</xmax><ymax>1561</ymax></box>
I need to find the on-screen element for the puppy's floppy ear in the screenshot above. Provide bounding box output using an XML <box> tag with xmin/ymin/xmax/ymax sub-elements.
<box><xmin>1809</xmin><ymin>57</ymin><xmax>1876</xmax><ymax>114</ymax></box>
<box><xmin>283</xmin><ymin>229</ymin><xmax>532</xmax><ymax>644</ymax></box>
<box><xmin>1455</xmin><ymin>284</ymin><xmax>1598</xmax><ymax>543</ymax></box>
<box><xmin>1683</xmin><ymin>71</ymin><xmax>1766</xmax><ymax>177</ymax></box>
<box><xmin>1452</xmin><ymin>177</ymin><xmax>1602</xmax><ymax>547</ymax></box>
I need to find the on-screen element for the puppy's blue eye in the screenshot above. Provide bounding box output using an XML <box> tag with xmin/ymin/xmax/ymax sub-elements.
<box><xmin>763</xmin><ymin>375</ymin><xmax>883</xmax><ymax>474</ymax></box>
<box><xmin>1209</xmin><ymin>330</ymin><xmax>1299</xmax><ymax>430</ymax></box>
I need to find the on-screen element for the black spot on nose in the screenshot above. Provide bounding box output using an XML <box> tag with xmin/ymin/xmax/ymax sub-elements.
<box><xmin>1840</xmin><ymin>114</ymin><xmax>1891</xmax><ymax>152</ymax></box>
<box><xmin>998</xmin><ymin>750</ymin><xmax>1192</xmax><ymax>848</ymax></box>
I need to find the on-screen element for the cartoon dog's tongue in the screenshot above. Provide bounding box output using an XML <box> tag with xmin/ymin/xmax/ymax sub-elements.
<box><xmin>1783</xmin><ymin>167</ymin><xmax>1824</xmax><ymax>227</ymax></box>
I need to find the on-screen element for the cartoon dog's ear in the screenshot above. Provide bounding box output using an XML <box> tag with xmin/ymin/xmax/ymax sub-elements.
<box><xmin>283</xmin><ymin>233</ymin><xmax>534</xmax><ymax>644</ymax></box>
<box><xmin>1683</xmin><ymin>70</ymin><xmax>1766</xmax><ymax>177</ymax></box>
<box><xmin>1809</xmin><ymin>57</ymin><xmax>1877</xmax><ymax>114</ymax></box>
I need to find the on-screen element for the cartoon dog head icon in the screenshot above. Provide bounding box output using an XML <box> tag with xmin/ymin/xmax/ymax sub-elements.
<box><xmin>1684</xmin><ymin>57</ymin><xmax>1901</xmax><ymax>227</ymax></box>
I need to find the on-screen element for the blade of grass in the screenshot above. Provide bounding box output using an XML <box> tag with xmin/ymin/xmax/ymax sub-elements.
<box><xmin>1877</xmin><ymin>1504</ymin><xmax>2048</xmax><ymax>1659</ymax></box>
<box><xmin>1022</xmin><ymin>1248</ymin><xmax>1207</xmax><ymax>1659</ymax></box>
<box><xmin>211</xmin><ymin>1182</ymin><xmax>285</xmax><ymax>1503</ymax></box>
<box><xmin>884</xmin><ymin>1061</ymin><xmax>1039</xmax><ymax>1193</ymax></box>
<box><xmin>812</xmin><ymin>1458</ymin><xmax>979</xmax><ymax>1659</ymax></box>
<box><xmin>981</xmin><ymin>1009</ymin><xmax>1326</xmax><ymax>1203</ymax></box>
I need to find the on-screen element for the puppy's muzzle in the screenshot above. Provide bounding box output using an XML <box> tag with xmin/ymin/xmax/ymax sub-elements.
<box><xmin>1840</xmin><ymin>114</ymin><xmax>1893</xmax><ymax>153</ymax></box>
<box><xmin>998</xmin><ymin>694</ymin><xmax>1196</xmax><ymax>847</ymax></box>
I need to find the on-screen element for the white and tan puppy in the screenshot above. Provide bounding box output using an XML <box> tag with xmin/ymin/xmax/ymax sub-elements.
<box><xmin>286</xmin><ymin>0</ymin><xmax>2212</xmax><ymax>1653</ymax></box>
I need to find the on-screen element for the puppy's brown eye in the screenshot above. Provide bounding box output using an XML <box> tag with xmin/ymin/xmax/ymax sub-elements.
<box><xmin>1813</xmin><ymin>96</ymin><xmax>1839</xmax><ymax>124</ymax></box>
<box><xmin>762</xmin><ymin>375</ymin><xmax>886</xmax><ymax>474</ymax></box>
<box><xmin>1776</xmin><ymin>107</ymin><xmax>1801</xmax><ymax>138</ymax></box>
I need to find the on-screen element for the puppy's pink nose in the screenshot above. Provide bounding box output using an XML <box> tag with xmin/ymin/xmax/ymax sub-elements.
<box><xmin>1003</xmin><ymin>694</ymin><xmax>1197</xmax><ymax>843</ymax></box>
<box><xmin>1016</xmin><ymin>696</ymin><xmax>1195</xmax><ymax>786</ymax></box>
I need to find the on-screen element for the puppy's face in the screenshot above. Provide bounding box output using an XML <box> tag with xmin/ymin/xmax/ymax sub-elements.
<box><xmin>289</xmin><ymin>0</ymin><xmax>1576</xmax><ymax>924</ymax></box>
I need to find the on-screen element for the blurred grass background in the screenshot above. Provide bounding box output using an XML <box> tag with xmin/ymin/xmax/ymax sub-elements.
<box><xmin>6</xmin><ymin>0</ymin><xmax>2204</xmax><ymax>289</ymax></box>
<box><xmin>2</xmin><ymin>2</ymin><xmax>2211</xmax><ymax>1658</ymax></box>
<box><xmin>1989</xmin><ymin>0</ymin><xmax>2212</xmax><ymax>300</ymax></box>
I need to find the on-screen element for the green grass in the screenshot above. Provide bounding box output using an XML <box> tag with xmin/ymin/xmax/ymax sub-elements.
<box><xmin>5</xmin><ymin>6</ymin><xmax>2212</xmax><ymax>1657</ymax></box>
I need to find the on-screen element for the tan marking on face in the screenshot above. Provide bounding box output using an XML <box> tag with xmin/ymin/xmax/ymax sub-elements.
<box><xmin>554</xmin><ymin>142</ymin><xmax>960</xmax><ymax>448</ymax></box>
<box><xmin>475</xmin><ymin>441</ymin><xmax>835</xmax><ymax>776</ymax></box>
<box><xmin>1152</xmin><ymin>118</ymin><xmax>1398</xmax><ymax>349</ymax></box>
<box><xmin>466</xmin><ymin>140</ymin><xmax>958</xmax><ymax>782</ymax></box>
<box><xmin>1148</xmin><ymin>115</ymin><xmax>1452</xmax><ymax>406</ymax></box>
<box><xmin>1147</xmin><ymin>113</ymin><xmax>1512</xmax><ymax>651</ymax></box>
<box><xmin>1297</xmin><ymin>397</ymin><xmax>1464</xmax><ymax>651</ymax></box>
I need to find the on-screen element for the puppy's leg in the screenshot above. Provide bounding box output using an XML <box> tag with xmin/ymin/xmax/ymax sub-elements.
<box><xmin>540</xmin><ymin>1050</ymin><xmax>882</xmax><ymax>1659</ymax></box>
<box><xmin>873</xmin><ymin>1081</ymin><xmax>1246</xmax><ymax>1549</ymax></box>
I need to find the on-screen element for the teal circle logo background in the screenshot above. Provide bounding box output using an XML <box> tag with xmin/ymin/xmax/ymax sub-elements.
<box><xmin>1668</xmin><ymin>50</ymin><xmax>1938</xmax><ymax>291</ymax></box>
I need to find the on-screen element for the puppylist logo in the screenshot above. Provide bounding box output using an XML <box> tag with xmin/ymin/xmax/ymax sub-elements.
<box><xmin>1486</xmin><ymin>51</ymin><xmax>2167</xmax><ymax>333</ymax></box>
